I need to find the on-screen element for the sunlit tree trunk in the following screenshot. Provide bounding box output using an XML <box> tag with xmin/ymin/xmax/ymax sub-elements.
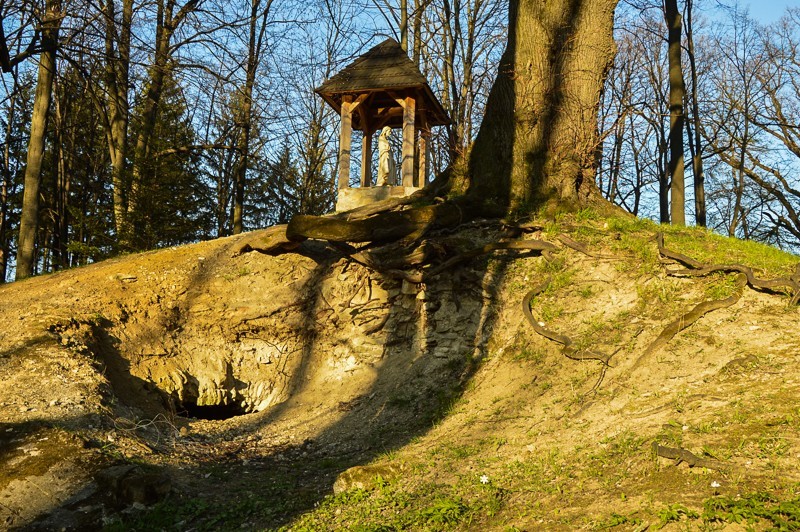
<box><xmin>665</xmin><ymin>0</ymin><xmax>685</xmax><ymax>225</ymax></box>
<box><xmin>400</xmin><ymin>0</ymin><xmax>408</xmax><ymax>52</ymax></box>
<box><xmin>16</xmin><ymin>0</ymin><xmax>61</xmax><ymax>280</ymax></box>
<box><xmin>103</xmin><ymin>0</ymin><xmax>134</xmax><ymax>242</ymax></box>
<box><xmin>464</xmin><ymin>0</ymin><xmax>618</xmax><ymax>213</ymax></box>
<box><xmin>684</xmin><ymin>0</ymin><xmax>705</xmax><ymax>226</ymax></box>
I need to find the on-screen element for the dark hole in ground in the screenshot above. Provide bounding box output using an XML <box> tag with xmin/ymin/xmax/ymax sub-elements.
<box><xmin>179</xmin><ymin>401</ymin><xmax>249</xmax><ymax>420</ymax></box>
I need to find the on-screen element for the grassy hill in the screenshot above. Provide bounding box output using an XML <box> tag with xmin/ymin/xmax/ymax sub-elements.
<box><xmin>1</xmin><ymin>212</ymin><xmax>799</xmax><ymax>530</ymax></box>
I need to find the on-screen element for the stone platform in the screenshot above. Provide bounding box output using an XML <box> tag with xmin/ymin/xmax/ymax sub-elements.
<box><xmin>336</xmin><ymin>186</ymin><xmax>421</xmax><ymax>212</ymax></box>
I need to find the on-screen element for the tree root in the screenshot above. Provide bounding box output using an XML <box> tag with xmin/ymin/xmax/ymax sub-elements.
<box><xmin>630</xmin><ymin>234</ymin><xmax>799</xmax><ymax>369</ymax></box>
<box><xmin>652</xmin><ymin>442</ymin><xmax>727</xmax><ymax>471</ymax></box>
<box><xmin>236</xmin><ymin>217</ymin><xmax>797</xmax><ymax>400</ymax></box>
<box><xmin>556</xmin><ymin>234</ymin><xmax>618</xmax><ymax>259</ymax></box>
<box><xmin>522</xmin><ymin>276</ymin><xmax>617</xmax><ymax>393</ymax></box>
<box><xmin>634</xmin><ymin>273</ymin><xmax>747</xmax><ymax>368</ymax></box>
<box><xmin>657</xmin><ymin>233</ymin><xmax>800</xmax><ymax>304</ymax></box>
<box><xmin>233</xmin><ymin>224</ymin><xmax>298</xmax><ymax>256</ymax></box>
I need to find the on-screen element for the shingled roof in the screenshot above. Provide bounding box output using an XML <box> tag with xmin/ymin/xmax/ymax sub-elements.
<box><xmin>315</xmin><ymin>38</ymin><xmax>449</xmax><ymax>129</ymax></box>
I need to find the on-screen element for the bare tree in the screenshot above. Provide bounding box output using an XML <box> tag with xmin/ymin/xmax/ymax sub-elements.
<box><xmin>16</xmin><ymin>0</ymin><xmax>61</xmax><ymax>279</ymax></box>
<box><xmin>683</xmin><ymin>0</ymin><xmax>706</xmax><ymax>226</ymax></box>
<box><xmin>665</xmin><ymin>0</ymin><xmax>686</xmax><ymax>224</ymax></box>
<box><xmin>127</xmin><ymin>0</ymin><xmax>202</xmax><ymax>246</ymax></box>
<box><xmin>232</xmin><ymin>0</ymin><xmax>274</xmax><ymax>234</ymax></box>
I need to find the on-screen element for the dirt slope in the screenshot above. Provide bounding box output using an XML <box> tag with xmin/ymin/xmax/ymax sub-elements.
<box><xmin>1</xmin><ymin>217</ymin><xmax>799</xmax><ymax>530</ymax></box>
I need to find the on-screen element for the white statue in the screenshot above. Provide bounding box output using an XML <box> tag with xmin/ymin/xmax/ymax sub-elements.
<box><xmin>377</xmin><ymin>126</ymin><xmax>396</xmax><ymax>186</ymax></box>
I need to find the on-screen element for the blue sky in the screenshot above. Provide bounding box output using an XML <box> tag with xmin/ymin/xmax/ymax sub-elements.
<box><xmin>746</xmin><ymin>0</ymin><xmax>797</xmax><ymax>23</ymax></box>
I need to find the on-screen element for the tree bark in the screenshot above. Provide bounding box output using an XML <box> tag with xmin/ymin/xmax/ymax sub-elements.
<box><xmin>0</xmin><ymin>80</ymin><xmax>18</xmax><ymax>282</ymax></box>
<box><xmin>412</xmin><ymin>0</ymin><xmax>426</xmax><ymax>65</ymax></box>
<box><xmin>103</xmin><ymin>0</ymin><xmax>134</xmax><ymax>242</ymax></box>
<box><xmin>665</xmin><ymin>0</ymin><xmax>686</xmax><ymax>225</ymax></box>
<box><xmin>463</xmin><ymin>0</ymin><xmax>619</xmax><ymax>214</ymax></box>
<box><xmin>684</xmin><ymin>0</ymin><xmax>705</xmax><ymax>226</ymax></box>
<box><xmin>16</xmin><ymin>0</ymin><xmax>61</xmax><ymax>280</ymax></box>
<box><xmin>233</xmin><ymin>0</ymin><xmax>272</xmax><ymax>234</ymax></box>
<box><xmin>400</xmin><ymin>0</ymin><xmax>408</xmax><ymax>52</ymax></box>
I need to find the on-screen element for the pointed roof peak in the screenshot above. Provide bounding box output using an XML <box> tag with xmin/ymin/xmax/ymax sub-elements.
<box><xmin>316</xmin><ymin>38</ymin><xmax>428</xmax><ymax>94</ymax></box>
<box><xmin>315</xmin><ymin>36</ymin><xmax>449</xmax><ymax>128</ymax></box>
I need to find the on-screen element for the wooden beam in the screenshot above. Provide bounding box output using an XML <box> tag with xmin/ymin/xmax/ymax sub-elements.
<box><xmin>356</xmin><ymin>101</ymin><xmax>373</xmax><ymax>187</ymax></box>
<box><xmin>402</xmin><ymin>95</ymin><xmax>416</xmax><ymax>187</ymax></box>
<box><xmin>349</xmin><ymin>93</ymin><xmax>369</xmax><ymax>114</ymax></box>
<box><xmin>338</xmin><ymin>96</ymin><xmax>352</xmax><ymax>189</ymax></box>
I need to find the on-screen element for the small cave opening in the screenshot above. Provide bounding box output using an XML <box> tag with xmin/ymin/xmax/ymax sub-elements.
<box><xmin>176</xmin><ymin>400</ymin><xmax>250</xmax><ymax>421</ymax></box>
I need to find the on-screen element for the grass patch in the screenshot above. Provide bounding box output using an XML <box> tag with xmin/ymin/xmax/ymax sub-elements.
<box><xmin>703</xmin><ymin>491</ymin><xmax>800</xmax><ymax>528</ymax></box>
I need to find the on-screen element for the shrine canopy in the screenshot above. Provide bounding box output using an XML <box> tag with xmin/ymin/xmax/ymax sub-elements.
<box><xmin>315</xmin><ymin>38</ymin><xmax>449</xmax><ymax>209</ymax></box>
<box><xmin>315</xmin><ymin>38</ymin><xmax>449</xmax><ymax>132</ymax></box>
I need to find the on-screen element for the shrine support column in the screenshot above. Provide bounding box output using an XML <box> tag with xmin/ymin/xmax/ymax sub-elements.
<box><xmin>418</xmin><ymin>130</ymin><xmax>431</xmax><ymax>186</ymax></box>
<box><xmin>418</xmin><ymin>111</ymin><xmax>430</xmax><ymax>187</ymax></box>
<box><xmin>338</xmin><ymin>95</ymin><xmax>353</xmax><ymax>189</ymax></box>
<box><xmin>401</xmin><ymin>95</ymin><xmax>416</xmax><ymax>187</ymax></box>
<box><xmin>361</xmin><ymin>129</ymin><xmax>372</xmax><ymax>187</ymax></box>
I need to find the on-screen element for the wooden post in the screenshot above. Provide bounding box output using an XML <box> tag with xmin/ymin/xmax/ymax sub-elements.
<box><xmin>419</xmin><ymin>130</ymin><xmax>430</xmax><ymax>187</ymax></box>
<box><xmin>361</xmin><ymin>129</ymin><xmax>372</xmax><ymax>187</ymax></box>
<box><xmin>338</xmin><ymin>95</ymin><xmax>352</xmax><ymax>189</ymax></box>
<box><xmin>418</xmin><ymin>110</ymin><xmax>429</xmax><ymax>187</ymax></box>
<box><xmin>401</xmin><ymin>95</ymin><xmax>415</xmax><ymax>187</ymax></box>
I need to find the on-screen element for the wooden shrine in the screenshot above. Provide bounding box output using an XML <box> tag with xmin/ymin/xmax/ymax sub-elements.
<box><xmin>315</xmin><ymin>38</ymin><xmax>449</xmax><ymax>211</ymax></box>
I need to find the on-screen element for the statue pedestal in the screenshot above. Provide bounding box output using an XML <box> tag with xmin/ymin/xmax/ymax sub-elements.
<box><xmin>336</xmin><ymin>186</ymin><xmax>421</xmax><ymax>212</ymax></box>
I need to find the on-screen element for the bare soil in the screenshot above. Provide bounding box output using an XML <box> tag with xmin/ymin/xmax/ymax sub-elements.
<box><xmin>1</xmin><ymin>222</ymin><xmax>799</xmax><ymax>530</ymax></box>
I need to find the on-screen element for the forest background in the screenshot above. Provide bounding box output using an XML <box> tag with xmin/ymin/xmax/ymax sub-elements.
<box><xmin>1</xmin><ymin>0</ymin><xmax>799</xmax><ymax>282</ymax></box>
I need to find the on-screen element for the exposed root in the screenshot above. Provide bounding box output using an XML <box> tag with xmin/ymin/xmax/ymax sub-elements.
<box><xmin>361</xmin><ymin>311</ymin><xmax>392</xmax><ymax>335</ymax></box>
<box><xmin>629</xmin><ymin>234</ymin><xmax>799</xmax><ymax>369</ymax></box>
<box><xmin>652</xmin><ymin>442</ymin><xmax>727</xmax><ymax>471</ymax></box>
<box><xmin>634</xmin><ymin>273</ymin><xmax>747</xmax><ymax>369</ymax></box>
<box><xmin>556</xmin><ymin>234</ymin><xmax>617</xmax><ymax>259</ymax></box>
<box><xmin>522</xmin><ymin>276</ymin><xmax>616</xmax><ymax>393</ymax></box>
<box><xmin>657</xmin><ymin>233</ymin><xmax>800</xmax><ymax>303</ymax></box>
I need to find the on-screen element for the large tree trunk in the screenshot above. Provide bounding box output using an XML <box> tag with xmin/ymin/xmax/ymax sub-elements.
<box><xmin>665</xmin><ymin>0</ymin><xmax>686</xmax><ymax>225</ymax></box>
<box><xmin>16</xmin><ymin>0</ymin><xmax>61</xmax><ymax>280</ymax></box>
<box><xmin>464</xmin><ymin>0</ymin><xmax>618</xmax><ymax>214</ymax></box>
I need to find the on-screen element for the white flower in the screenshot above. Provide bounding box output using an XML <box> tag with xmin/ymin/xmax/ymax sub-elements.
<box><xmin>711</xmin><ymin>480</ymin><xmax>721</xmax><ymax>488</ymax></box>
<box><xmin>480</xmin><ymin>475</ymin><xmax>489</xmax><ymax>484</ymax></box>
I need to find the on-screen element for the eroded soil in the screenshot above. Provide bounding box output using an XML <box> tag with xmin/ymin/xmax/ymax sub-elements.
<box><xmin>1</xmin><ymin>222</ymin><xmax>799</xmax><ymax>530</ymax></box>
